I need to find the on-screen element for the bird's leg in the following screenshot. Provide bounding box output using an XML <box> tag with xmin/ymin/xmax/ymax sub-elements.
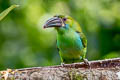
<box><xmin>60</xmin><ymin>58</ymin><xmax>65</xmax><ymax>67</ymax></box>
<box><xmin>60</xmin><ymin>55</ymin><xmax>66</xmax><ymax>67</ymax></box>
<box><xmin>83</xmin><ymin>58</ymin><xmax>91</xmax><ymax>69</ymax></box>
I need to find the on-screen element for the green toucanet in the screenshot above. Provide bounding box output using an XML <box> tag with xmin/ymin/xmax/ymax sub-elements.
<box><xmin>44</xmin><ymin>15</ymin><xmax>87</xmax><ymax>64</ymax></box>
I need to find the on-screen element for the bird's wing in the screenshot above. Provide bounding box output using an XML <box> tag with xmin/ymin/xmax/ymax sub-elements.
<box><xmin>71</xmin><ymin>19</ymin><xmax>87</xmax><ymax>49</ymax></box>
<box><xmin>73</xmin><ymin>21</ymin><xmax>87</xmax><ymax>47</ymax></box>
<box><xmin>78</xmin><ymin>32</ymin><xmax>87</xmax><ymax>59</ymax></box>
<box><xmin>78</xmin><ymin>32</ymin><xmax>87</xmax><ymax>48</ymax></box>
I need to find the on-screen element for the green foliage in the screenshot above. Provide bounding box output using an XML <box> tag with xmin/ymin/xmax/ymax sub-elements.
<box><xmin>0</xmin><ymin>5</ymin><xmax>19</xmax><ymax>21</ymax></box>
<box><xmin>0</xmin><ymin>0</ymin><xmax>120</xmax><ymax>70</ymax></box>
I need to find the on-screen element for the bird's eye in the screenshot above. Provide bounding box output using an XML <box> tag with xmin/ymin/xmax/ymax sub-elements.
<box><xmin>63</xmin><ymin>18</ymin><xmax>67</xmax><ymax>21</ymax></box>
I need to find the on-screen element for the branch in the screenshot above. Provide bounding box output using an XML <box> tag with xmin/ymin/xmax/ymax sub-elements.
<box><xmin>0</xmin><ymin>58</ymin><xmax>120</xmax><ymax>80</ymax></box>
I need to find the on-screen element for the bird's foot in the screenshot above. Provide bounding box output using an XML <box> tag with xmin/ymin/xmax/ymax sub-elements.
<box><xmin>61</xmin><ymin>62</ymin><xmax>66</xmax><ymax>67</ymax></box>
<box><xmin>83</xmin><ymin>59</ymin><xmax>91</xmax><ymax>69</ymax></box>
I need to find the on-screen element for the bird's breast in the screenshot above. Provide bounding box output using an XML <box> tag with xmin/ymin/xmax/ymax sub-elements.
<box><xmin>57</xmin><ymin>31</ymin><xmax>84</xmax><ymax>57</ymax></box>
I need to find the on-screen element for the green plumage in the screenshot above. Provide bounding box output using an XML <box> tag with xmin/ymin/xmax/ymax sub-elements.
<box><xmin>56</xmin><ymin>24</ymin><xmax>87</xmax><ymax>64</ymax></box>
<box><xmin>44</xmin><ymin>15</ymin><xmax>87</xmax><ymax>64</ymax></box>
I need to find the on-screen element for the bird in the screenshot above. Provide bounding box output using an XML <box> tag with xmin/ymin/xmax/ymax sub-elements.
<box><xmin>43</xmin><ymin>15</ymin><xmax>88</xmax><ymax>64</ymax></box>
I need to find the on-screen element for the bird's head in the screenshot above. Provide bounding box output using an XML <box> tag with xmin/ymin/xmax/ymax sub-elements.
<box><xmin>43</xmin><ymin>15</ymin><xmax>82</xmax><ymax>33</ymax></box>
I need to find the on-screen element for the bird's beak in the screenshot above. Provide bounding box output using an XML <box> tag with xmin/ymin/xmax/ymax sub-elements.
<box><xmin>43</xmin><ymin>17</ymin><xmax>64</xmax><ymax>28</ymax></box>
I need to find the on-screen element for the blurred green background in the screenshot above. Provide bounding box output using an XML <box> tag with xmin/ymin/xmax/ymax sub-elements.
<box><xmin>0</xmin><ymin>0</ymin><xmax>120</xmax><ymax>70</ymax></box>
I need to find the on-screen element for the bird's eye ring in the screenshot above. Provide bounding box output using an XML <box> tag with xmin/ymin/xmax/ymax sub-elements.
<box><xmin>63</xmin><ymin>18</ymin><xmax>67</xmax><ymax>21</ymax></box>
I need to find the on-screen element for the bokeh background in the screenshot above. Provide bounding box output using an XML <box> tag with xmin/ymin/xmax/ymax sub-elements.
<box><xmin>0</xmin><ymin>0</ymin><xmax>120</xmax><ymax>70</ymax></box>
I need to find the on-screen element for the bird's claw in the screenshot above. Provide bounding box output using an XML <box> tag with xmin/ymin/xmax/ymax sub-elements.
<box><xmin>61</xmin><ymin>62</ymin><xmax>66</xmax><ymax>67</ymax></box>
<box><xmin>83</xmin><ymin>59</ymin><xmax>91</xmax><ymax>68</ymax></box>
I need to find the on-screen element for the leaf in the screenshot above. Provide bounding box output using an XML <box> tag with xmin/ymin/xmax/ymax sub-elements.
<box><xmin>0</xmin><ymin>5</ymin><xmax>19</xmax><ymax>21</ymax></box>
